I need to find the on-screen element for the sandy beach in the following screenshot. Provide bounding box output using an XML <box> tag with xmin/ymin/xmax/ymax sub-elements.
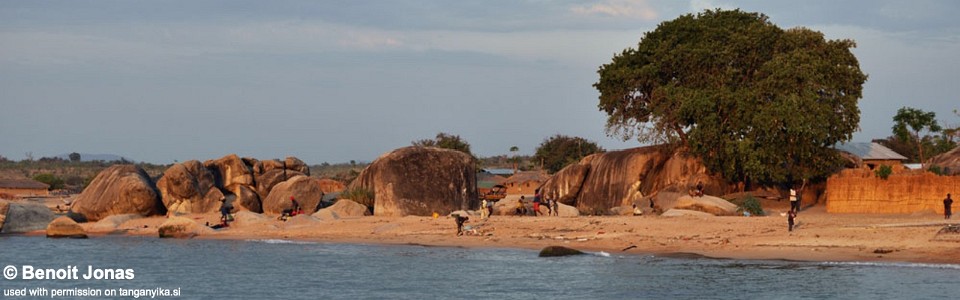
<box><xmin>32</xmin><ymin>200</ymin><xmax>955</xmax><ymax>265</ymax></box>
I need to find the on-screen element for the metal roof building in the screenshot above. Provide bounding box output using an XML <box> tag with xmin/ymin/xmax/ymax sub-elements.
<box><xmin>834</xmin><ymin>142</ymin><xmax>908</xmax><ymax>161</ymax></box>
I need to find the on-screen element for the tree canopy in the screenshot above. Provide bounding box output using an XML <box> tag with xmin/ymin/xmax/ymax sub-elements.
<box><xmin>534</xmin><ymin>135</ymin><xmax>604</xmax><ymax>173</ymax></box>
<box><xmin>891</xmin><ymin>107</ymin><xmax>947</xmax><ymax>166</ymax></box>
<box><xmin>412</xmin><ymin>132</ymin><xmax>474</xmax><ymax>158</ymax></box>
<box><xmin>594</xmin><ymin>9</ymin><xmax>867</xmax><ymax>184</ymax></box>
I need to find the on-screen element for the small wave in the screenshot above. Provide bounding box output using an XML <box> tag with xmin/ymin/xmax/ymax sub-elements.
<box><xmin>593</xmin><ymin>251</ymin><xmax>611</xmax><ymax>257</ymax></box>
<box><xmin>246</xmin><ymin>239</ymin><xmax>317</xmax><ymax>245</ymax></box>
<box><xmin>821</xmin><ymin>261</ymin><xmax>960</xmax><ymax>270</ymax></box>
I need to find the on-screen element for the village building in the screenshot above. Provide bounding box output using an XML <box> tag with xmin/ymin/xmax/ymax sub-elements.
<box><xmin>834</xmin><ymin>142</ymin><xmax>908</xmax><ymax>170</ymax></box>
<box><xmin>0</xmin><ymin>178</ymin><xmax>50</xmax><ymax>198</ymax></box>
<box><xmin>826</xmin><ymin>144</ymin><xmax>960</xmax><ymax>214</ymax></box>
<box><xmin>502</xmin><ymin>171</ymin><xmax>550</xmax><ymax>195</ymax></box>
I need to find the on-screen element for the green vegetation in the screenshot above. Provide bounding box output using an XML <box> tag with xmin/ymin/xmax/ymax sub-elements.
<box><xmin>888</xmin><ymin>107</ymin><xmax>954</xmax><ymax>165</ymax></box>
<box><xmin>737</xmin><ymin>196</ymin><xmax>765</xmax><ymax>216</ymax></box>
<box><xmin>594</xmin><ymin>9</ymin><xmax>866</xmax><ymax>186</ymax></box>
<box><xmin>0</xmin><ymin>157</ymin><xmax>168</xmax><ymax>192</ymax></box>
<box><xmin>412</xmin><ymin>132</ymin><xmax>474</xmax><ymax>159</ymax></box>
<box><xmin>534</xmin><ymin>135</ymin><xmax>604</xmax><ymax>173</ymax></box>
<box><xmin>310</xmin><ymin>162</ymin><xmax>368</xmax><ymax>185</ymax></box>
<box><xmin>928</xmin><ymin>165</ymin><xmax>946</xmax><ymax>176</ymax></box>
<box><xmin>875</xmin><ymin>165</ymin><xmax>893</xmax><ymax>180</ymax></box>
<box><xmin>32</xmin><ymin>173</ymin><xmax>64</xmax><ymax>190</ymax></box>
<box><xmin>340</xmin><ymin>186</ymin><xmax>375</xmax><ymax>208</ymax></box>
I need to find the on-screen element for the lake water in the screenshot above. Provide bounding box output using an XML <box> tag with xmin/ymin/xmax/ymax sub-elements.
<box><xmin>1</xmin><ymin>236</ymin><xmax>958</xmax><ymax>299</ymax></box>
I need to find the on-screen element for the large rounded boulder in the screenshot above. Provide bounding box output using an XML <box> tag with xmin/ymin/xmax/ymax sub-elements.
<box><xmin>227</xmin><ymin>185</ymin><xmax>261</xmax><ymax>213</ymax></box>
<box><xmin>0</xmin><ymin>200</ymin><xmax>8</xmax><ymax>232</ymax></box>
<box><xmin>929</xmin><ymin>146</ymin><xmax>960</xmax><ymax>175</ymax></box>
<box><xmin>70</xmin><ymin>165</ymin><xmax>163</xmax><ymax>222</ymax></box>
<box><xmin>317</xmin><ymin>178</ymin><xmax>347</xmax><ymax>194</ymax></box>
<box><xmin>350</xmin><ymin>146</ymin><xmax>478</xmax><ymax>216</ymax></box>
<box><xmin>261</xmin><ymin>157</ymin><xmax>310</xmax><ymax>175</ymax></box>
<box><xmin>313</xmin><ymin>199</ymin><xmax>370</xmax><ymax>220</ymax></box>
<box><xmin>256</xmin><ymin>168</ymin><xmax>305</xmax><ymax>199</ymax></box>
<box><xmin>157</xmin><ymin>160</ymin><xmax>220</xmax><ymax>214</ymax></box>
<box><xmin>539</xmin><ymin>161</ymin><xmax>592</xmax><ymax>205</ymax></box>
<box><xmin>542</xmin><ymin>146</ymin><xmax>728</xmax><ymax>214</ymax></box>
<box><xmin>673</xmin><ymin>195</ymin><xmax>739</xmax><ymax>216</ymax></box>
<box><xmin>262</xmin><ymin>175</ymin><xmax>324</xmax><ymax>215</ymax></box>
<box><xmin>158</xmin><ymin>216</ymin><xmax>211</xmax><ymax>238</ymax></box>
<box><xmin>46</xmin><ymin>216</ymin><xmax>88</xmax><ymax>238</ymax></box>
<box><xmin>0</xmin><ymin>201</ymin><xmax>56</xmax><ymax>233</ymax></box>
<box><xmin>204</xmin><ymin>154</ymin><xmax>255</xmax><ymax>191</ymax></box>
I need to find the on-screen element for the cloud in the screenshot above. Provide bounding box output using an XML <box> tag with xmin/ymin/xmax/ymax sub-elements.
<box><xmin>570</xmin><ymin>0</ymin><xmax>658</xmax><ymax>20</ymax></box>
<box><xmin>337</xmin><ymin>35</ymin><xmax>403</xmax><ymax>50</ymax></box>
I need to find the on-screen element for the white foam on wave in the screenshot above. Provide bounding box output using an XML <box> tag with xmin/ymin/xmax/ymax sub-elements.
<box><xmin>593</xmin><ymin>251</ymin><xmax>611</xmax><ymax>257</ymax></box>
<box><xmin>246</xmin><ymin>239</ymin><xmax>317</xmax><ymax>245</ymax></box>
<box><xmin>821</xmin><ymin>261</ymin><xmax>960</xmax><ymax>270</ymax></box>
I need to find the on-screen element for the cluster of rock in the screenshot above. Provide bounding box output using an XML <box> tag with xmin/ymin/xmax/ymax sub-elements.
<box><xmin>42</xmin><ymin>144</ymin><xmax>748</xmax><ymax>232</ymax></box>
<box><xmin>539</xmin><ymin>145</ymin><xmax>733</xmax><ymax>215</ymax></box>
<box><xmin>68</xmin><ymin>155</ymin><xmax>336</xmax><ymax>222</ymax></box>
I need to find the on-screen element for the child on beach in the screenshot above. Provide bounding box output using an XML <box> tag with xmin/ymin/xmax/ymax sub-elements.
<box><xmin>788</xmin><ymin>210</ymin><xmax>797</xmax><ymax>232</ymax></box>
<box><xmin>516</xmin><ymin>197</ymin><xmax>527</xmax><ymax>216</ymax></box>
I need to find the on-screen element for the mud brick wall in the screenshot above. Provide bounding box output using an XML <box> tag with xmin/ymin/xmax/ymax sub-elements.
<box><xmin>826</xmin><ymin>169</ymin><xmax>960</xmax><ymax>214</ymax></box>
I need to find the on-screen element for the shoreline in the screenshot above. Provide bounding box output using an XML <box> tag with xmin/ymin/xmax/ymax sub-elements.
<box><xmin>12</xmin><ymin>205</ymin><xmax>960</xmax><ymax>265</ymax></box>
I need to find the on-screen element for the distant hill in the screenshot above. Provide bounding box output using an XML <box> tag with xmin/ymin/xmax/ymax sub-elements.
<box><xmin>55</xmin><ymin>153</ymin><xmax>135</xmax><ymax>162</ymax></box>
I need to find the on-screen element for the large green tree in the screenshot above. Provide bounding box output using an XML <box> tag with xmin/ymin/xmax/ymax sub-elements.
<box><xmin>892</xmin><ymin>107</ymin><xmax>943</xmax><ymax>166</ymax></box>
<box><xmin>595</xmin><ymin>9</ymin><xmax>866</xmax><ymax>185</ymax></box>
<box><xmin>412</xmin><ymin>132</ymin><xmax>474</xmax><ymax>158</ymax></box>
<box><xmin>534</xmin><ymin>135</ymin><xmax>604</xmax><ymax>173</ymax></box>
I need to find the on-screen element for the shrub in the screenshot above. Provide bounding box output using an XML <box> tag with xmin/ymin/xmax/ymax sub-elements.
<box><xmin>928</xmin><ymin>165</ymin><xmax>945</xmax><ymax>176</ymax></box>
<box><xmin>739</xmin><ymin>196</ymin><xmax>765</xmax><ymax>216</ymax></box>
<box><xmin>33</xmin><ymin>173</ymin><xmax>64</xmax><ymax>190</ymax></box>
<box><xmin>874</xmin><ymin>165</ymin><xmax>893</xmax><ymax>180</ymax></box>
<box><xmin>340</xmin><ymin>186</ymin><xmax>375</xmax><ymax>208</ymax></box>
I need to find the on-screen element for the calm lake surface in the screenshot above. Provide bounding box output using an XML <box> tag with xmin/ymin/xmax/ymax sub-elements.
<box><xmin>1</xmin><ymin>236</ymin><xmax>957</xmax><ymax>299</ymax></box>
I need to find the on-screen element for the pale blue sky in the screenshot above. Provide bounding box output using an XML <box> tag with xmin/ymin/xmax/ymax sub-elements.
<box><xmin>2</xmin><ymin>0</ymin><xmax>958</xmax><ymax>163</ymax></box>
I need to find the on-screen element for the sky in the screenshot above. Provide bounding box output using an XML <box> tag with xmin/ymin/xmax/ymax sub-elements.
<box><xmin>1</xmin><ymin>0</ymin><xmax>958</xmax><ymax>164</ymax></box>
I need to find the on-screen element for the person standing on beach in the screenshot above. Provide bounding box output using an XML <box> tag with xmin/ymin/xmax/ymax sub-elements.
<box><xmin>789</xmin><ymin>187</ymin><xmax>799</xmax><ymax>213</ymax></box>
<box><xmin>533</xmin><ymin>190</ymin><xmax>543</xmax><ymax>216</ymax></box>
<box><xmin>945</xmin><ymin>194</ymin><xmax>953</xmax><ymax>219</ymax></box>
<box><xmin>551</xmin><ymin>198</ymin><xmax>559</xmax><ymax>216</ymax></box>
<box><xmin>788</xmin><ymin>210</ymin><xmax>797</xmax><ymax>232</ymax></box>
<box><xmin>480</xmin><ymin>199</ymin><xmax>489</xmax><ymax>219</ymax></box>
<box><xmin>219</xmin><ymin>196</ymin><xmax>232</xmax><ymax>226</ymax></box>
